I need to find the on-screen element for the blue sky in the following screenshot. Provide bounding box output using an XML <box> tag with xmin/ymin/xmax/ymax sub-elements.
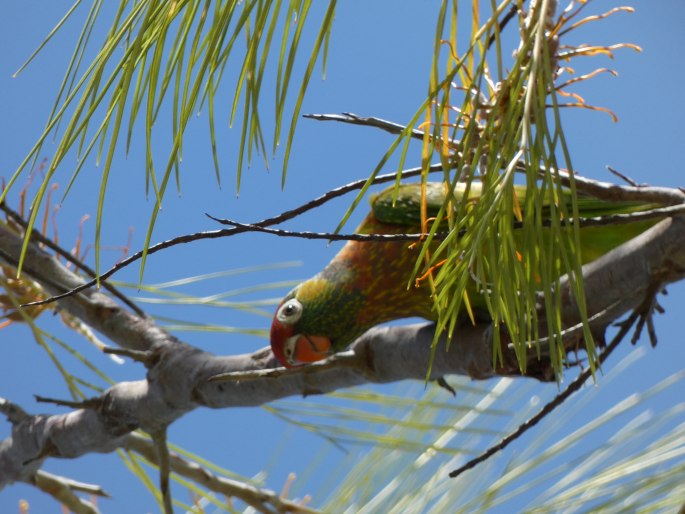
<box><xmin>1</xmin><ymin>2</ymin><xmax>685</xmax><ymax>512</ymax></box>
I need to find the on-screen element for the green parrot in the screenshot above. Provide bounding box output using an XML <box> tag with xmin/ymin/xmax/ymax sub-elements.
<box><xmin>270</xmin><ymin>182</ymin><xmax>657</xmax><ymax>367</ymax></box>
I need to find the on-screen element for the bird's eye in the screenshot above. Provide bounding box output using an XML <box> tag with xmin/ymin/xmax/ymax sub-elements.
<box><xmin>276</xmin><ymin>298</ymin><xmax>303</xmax><ymax>324</ymax></box>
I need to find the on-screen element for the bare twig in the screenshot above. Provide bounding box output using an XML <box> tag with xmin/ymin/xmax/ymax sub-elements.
<box><xmin>0</xmin><ymin>223</ymin><xmax>170</xmax><ymax>353</ymax></box>
<box><xmin>571</xmin><ymin>204</ymin><xmax>685</xmax><ymax>226</ymax></box>
<box><xmin>304</xmin><ymin>113</ymin><xmax>685</xmax><ymax>208</ymax></box>
<box><xmin>545</xmin><ymin>168</ymin><xmax>685</xmax><ymax>206</ymax></box>
<box><xmin>449</xmin><ymin>289</ymin><xmax>658</xmax><ymax>479</ymax></box>
<box><xmin>207</xmin><ymin>216</ymin><xmax>450</xmax><ymax>242</ymax></box>
<box><xmin>516</xmin><ymin>299</ymin><xmax>624</xmax><ymax>355</ymax></box>
<box><xmin>210</xmin><ymin>205</ymin><xmax>684</xmax><ymax>245</ymax></box>
<box><xmin>32</xmin><ymin>470</ymin><xmax>110</xmax><ymax>497</ymax></box>
<box><xmin>20</xmin><ymin>164</ymin><xmax>445</xmax><ymax>308</ymax></box>
<box><xmin>153</xmin><ymin>429</ymin><xmax>173</xmax><ymax>514</ymax></box>
<box><xmin>34</xmin><ymin>395</ymin><xmax>100</xmax><ymax>410</ymax></box>
<box><xmin>0</xmin><ymin>246</ymin><xmax>81</xmax><ymax>298</ymax></box>
<box><xmin>102</xmin><ymin>346</ymin><xmax>155</xmax><ymax>366</ymax></box>
<box><xmin>606</xmin><ymin>165</ymin><xmax>642</xmax><ymax>187</ymax></box>
<box><xmin>26</xmin><ymin>470</ymin><xmax>104</xmax><ymax>514</ymax></box>
<box><xmin>0</xmin><ymin>201</ymin><xmax>145</xmax><ymax>317</ymax></box>
<box><xmin>125</xmin><ymin>433</ymin><xmax>320</xmax><ymax>514</ymax></box>
<box><xmin>303</xmin><ymin>112</ymin><xmax>426</xmax><ymax>140</ymax></box>
<box><xmin>17</xmin><ymin>145</ymin><xmax>685</xmax><ymax>313</ymax></box>
<box><xmin>487</xmin><ymin>4</ymin><xmax>519</xmax><ymax>48</ymax></box>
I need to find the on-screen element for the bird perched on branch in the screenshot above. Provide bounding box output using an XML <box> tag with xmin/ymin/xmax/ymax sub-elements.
<box><xmin>270</xmin><ymin>181</ymin><xmax>657</xmax><ymax>367</ymax></box>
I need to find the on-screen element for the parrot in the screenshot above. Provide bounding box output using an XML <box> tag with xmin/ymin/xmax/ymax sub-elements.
<box><xmin>270</xmin><ymin>181</ymin><xmax>658</xmax><ymax>367</ymax></box>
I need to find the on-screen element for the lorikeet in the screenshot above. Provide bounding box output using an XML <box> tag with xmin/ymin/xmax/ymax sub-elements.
<box><xmin>270</xmin><ymin>182</ymin><xmax>656</xmax><ymax>367</ymax></box>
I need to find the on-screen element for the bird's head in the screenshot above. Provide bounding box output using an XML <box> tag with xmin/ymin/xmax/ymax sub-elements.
<box><xmin>270</xmin><ymin>293</ymin><xmax>333</xmax><ymax>367</ymax></box>
<box><xmin>270</xmin><ymin>275</ymin><xmax>364</xmax><ymax>367</ymax></box>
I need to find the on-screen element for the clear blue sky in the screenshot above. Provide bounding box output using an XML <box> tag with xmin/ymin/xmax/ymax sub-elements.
<box><xmin>1</xmin><ymin>2</ymin><xmax>685</xmax><ymax>512</ymax></box>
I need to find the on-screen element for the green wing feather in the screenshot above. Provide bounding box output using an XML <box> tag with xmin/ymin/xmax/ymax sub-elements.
<box><xmin>371</xmin><ymin>182</ymin><xmax>654</xmax><ymax>227</ymax></box>
<box><xmin>370</xmin><ymin>182</ymin><xmax>452</xmax><ymax>226</ymax></box>
<box><xmin>369</xmin><ymin>181</ymin><xmax>659</xmax><ymax>278</ymax></box>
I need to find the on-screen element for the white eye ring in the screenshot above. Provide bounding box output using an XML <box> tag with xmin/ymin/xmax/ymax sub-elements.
<box><xmin>276</xmin><ymin>298</ymin><xmax>303</xmax><ymax>324</ymax></box>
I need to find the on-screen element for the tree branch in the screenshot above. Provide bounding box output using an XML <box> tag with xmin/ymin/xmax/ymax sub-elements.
<box><xmin>303</xmin><ymin>112</ymin><xmax>426</xmax><ymax>139</ymax></box>
<box><xmin>18</xmin><ymin>164</ymin><xmax>446</xmax><ymax>309</ymax></box>
<box><xmin>1</xmin><ymin>196</ymin><xmax>685</xmax><ymax>498</ymax></box>
<box><xmin>124</xmin><ymin>433</ymin><xmax>319</xmax><ymax>514</ymax></box>
<box><xmin>449</xmin><ymin>287</ymin><xmax>658</xmax><ymax>479</ymax></box>
<box><xmin>25</xmin><ymin>470</ymin><xmax>107</xmax><ymax>514</ymax></box>
<box><xmin>303</xmin><ymin>112</ymin><xmax>685</xmax><ymax>207</ymax></box>
<box><xmin>0</xmin><ymin>222</ymin><xmax>167</xmax><ymax>353</ymax></box>
<box><xmin>0</xmin><ymin>201</ymin><xmax>145</xmax><ymax>317</ymax></box>
<box><xmin>209</xmin><ymin>205</ymin><xmax>685</xmax><ymax>245</ymax></box>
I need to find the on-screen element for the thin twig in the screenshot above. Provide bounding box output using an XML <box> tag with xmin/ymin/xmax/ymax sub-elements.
<box><xmin>0</xmin><ymin>201</ymin><xmax>145</xmax><ymax>317</ymax></box>
<box><xmin>18</xmin><ymin>145</ymin><xmax>685</xmax><ymax>311</ymax></box>
<box><xmin>20</xmin><ymin>165</ymin><xmax>445</xmax><ymax>308</ymax></box>
<box><xmin>125</xmin><ymin>433</ymin><xmax>320</xmax><ymax>514</ymax></box>
<box><xmin>27</xmin><ymin>471</ymin><xmax>103</xmax><ymax>514</ymax></box>
<box><xmin>606</xmin><ymin>165</ymin><xmax>641</xmax><ymax>187</ymax></box>
<box><xmin>449</xmin><ymin>292</ymin><xmax>654</xmax><ymax>479</ymax></box>
<box><xmin>303</xmin><ymin>112</ymin><xmax>426</xmax><ymax>141</ymax></box>
<box><xmin>33</xmin><ymin>395</ymin><xmax>100</xmax><ymax>410</ymax></box>
<box><xmin>33</xmin><ymin>470</ymin><xmax>110</xmax><ymax>497</ymax></box>
<box><xmin>207</xmin><ymin>216</ymin><xmax>450</xmax><ymax>242</ymax></box>
<box><xmin>102</xmin><ymin>346</ymin><xmax>155</xmax><ymax>366</ymax></box>
<box><xmin>19</xmin><ymin>194</ymin><xmax>682</xmax><ymax>311</ymax></box>
<box><xmin>515</xmin><ymin>299</ymin><xmax>624</xmax><ymax>355</ymax></box>
<box><xmin>544</xmin><ymin>167</ymin><xmax>685</xmax><ymax>206</ymax></box>
<box><xmin>153</xmin><ymin>429</ymin><xmax>173</xmax><ymax>514</ymax></box>
<box><xmin>0</xmin><ymin>246</ymin><xmax>81</xmax><ymax>298</ymax></box>
<box><xmin>569</xmin><ymin>204</ymin><xmax>685</xmax><ymax>227</ymax></box>
<box><xmin>209</xmin><ymin>205</ymin><xmax>681</xmax><ymax>247</ymax></box>
<box><xmin>305</xmin><ymin>113</ymin><xmax>685</xmax><ymax>207</ymax></box>
<box><xmin>487</xmin><ymin>4</ymin><xmax>519</xmax><ymax>48</ymax></box>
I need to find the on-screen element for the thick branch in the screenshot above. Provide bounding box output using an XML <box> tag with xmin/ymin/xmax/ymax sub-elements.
<box><xmin>0</xmin><ymin>322</ymin><xmax>493</xmax><ymax>491</ymax></box>
<box><xmin>1</xmin><ymin>209</ymin><xmax>684</xmax><ymax>493</ymax></box>
<box><xmin>556</xmin><ymin>215</ymin><xmax>685</xmax><ymax>327</ymax></box>
<box><xmin>0</xmin><ymin>223</ymin><xmax>168</xmax><ymax>352</ymax></box>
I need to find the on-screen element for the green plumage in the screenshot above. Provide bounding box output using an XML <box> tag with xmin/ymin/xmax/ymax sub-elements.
<box><xmin>276</xmin><ymin>181</ymin><xmax>658</xmax><ymax>355</ymax></box>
